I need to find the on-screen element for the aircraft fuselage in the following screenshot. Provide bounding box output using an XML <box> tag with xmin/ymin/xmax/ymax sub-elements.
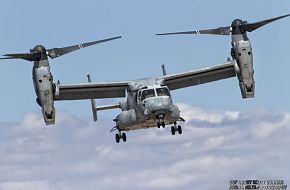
<box><xmin>115</xmin><ymin>85</ymin><xmax>181</xmax><ymax>131</ymax></box>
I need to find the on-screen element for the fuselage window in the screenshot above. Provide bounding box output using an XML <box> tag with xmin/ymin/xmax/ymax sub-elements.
<box><xmin>141</xmin><ymin>89</ymin><xmax>155</xmax><ymax>101</ymax></box>
<box><xmin>156</xmin><ymin>87</ymin><xmax>170</xmax><ymax>97</ymax></box>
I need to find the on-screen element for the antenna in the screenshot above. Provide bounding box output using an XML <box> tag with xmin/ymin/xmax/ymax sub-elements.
<box><xmin>161</xmin><ymin>64</ymin><xmax>167</xmax><ymax>76</ymax></box>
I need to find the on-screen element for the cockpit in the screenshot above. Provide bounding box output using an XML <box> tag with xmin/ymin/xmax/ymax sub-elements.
<box><xmin>141</xmin><ymin>89</ymin><xmax>155</xmax><ymax>100</ymax></box>
<box><xmin>138</xmin><ymin>86</ymin><xmax>171</xmax><ymax>102</ymax></box>
<box><xmin>156</xmin><ymin>87</ymin><xmax>171</xmax><ymax>97</ymax></box>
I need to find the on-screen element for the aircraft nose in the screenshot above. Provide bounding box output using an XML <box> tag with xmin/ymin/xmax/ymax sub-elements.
<box><xmin>148</xmin><ymin>98</ymin><xmax>172</xmax><ymax>113</ymax></box>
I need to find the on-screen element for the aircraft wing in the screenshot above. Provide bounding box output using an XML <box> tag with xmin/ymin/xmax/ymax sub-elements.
<box><xmin>54</xmin><ymin>81</ymin><xmax>130</xmax><ymax>101</ymax></box>
<box><xmin>161</xmin><ymin>61</ymin><xmax>236</xmax><ymax>90</ymax></box>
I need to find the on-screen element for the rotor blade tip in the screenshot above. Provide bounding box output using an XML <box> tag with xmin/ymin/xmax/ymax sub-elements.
<box><xmin>155</xmin><ymin>33</ymin><xmax>171</xmax><ymax>36</ymax></box>
<box><xmin>113</xmin><ymin>36</ymin><xmax>122</xmax><ymax>39</ymax></box>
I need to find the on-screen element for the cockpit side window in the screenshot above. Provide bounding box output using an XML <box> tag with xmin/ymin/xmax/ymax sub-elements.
<box><xmin>141</xmin><ymin>89</ymin><xmax>155</xmax><ymax>101</ymax></box>
<box><xmin>156</xmin><ymin>87</ymin><xmax>170</xmax><ymax>97</ymax></box>
<box><xmin>136</xmin><ymin>91</ymin><xmax>141</xmax><ymax>104</ymax></box>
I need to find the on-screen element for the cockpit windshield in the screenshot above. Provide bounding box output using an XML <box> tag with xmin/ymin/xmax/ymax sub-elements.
<box><xmin>141</xmin><ymin>89</ymin><xmax>155</xmax><ymax>101</ymax></box>
<box><xmin>156</xmin><ymin>87</ymin><xmax>170</xmax><ymax>97</ymax></box>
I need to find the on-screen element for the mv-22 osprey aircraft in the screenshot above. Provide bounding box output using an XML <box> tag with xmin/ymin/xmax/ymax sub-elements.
<box><xmin>1</xmin><ymin>14</ymin><xmax>289</xmax><ymax>143</ymax></box>
<box><xmin>51</xmin><ymin>14</ymin><xmax>289</xmax><ymax>143</ymax></box>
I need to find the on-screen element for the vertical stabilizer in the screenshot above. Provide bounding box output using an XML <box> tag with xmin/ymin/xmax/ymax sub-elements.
<box><xmin>161</xmin><ymin>64</ymin><xmax>167</xmax><ymax>76</ymax></box>
<box><xmin>87</xmin><ymin>74</ymin><xmax>97</xmax><ymax>121</ymax></box>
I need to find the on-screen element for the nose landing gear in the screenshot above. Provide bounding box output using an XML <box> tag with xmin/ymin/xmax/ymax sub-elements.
<box><xmin>156</xmin><ymin>114</ymin><xmax>166</xmax><ymax>128</ymax></box>
<box><xmin>157</xmin><ymin>121</ymin><xmax>165</xmax><ymax>128</ymax></box>
<box><xmin>157</xmin><ymin>117</ymin><xmax>184</xmax><ymax>135</ymax></box>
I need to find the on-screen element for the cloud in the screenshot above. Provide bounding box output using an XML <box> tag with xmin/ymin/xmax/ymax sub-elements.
<box><xmin>0</xmin><ymin>105</ymin><xmax>290</xmax><ymax>190</ymax></box>
<box><xmin>177</xmin><ymin>103</ymin><xmax>239</xmax><ymax>124</ymax></box>
<box><xmin>0</xmin><ymin>181</ymin><xmax>66</xmax><ymax>190</ymax></box>
<box><xmin>250</xmin><ymin>113</ymin><xmax>290</xmax><ymax>138</ymax></box>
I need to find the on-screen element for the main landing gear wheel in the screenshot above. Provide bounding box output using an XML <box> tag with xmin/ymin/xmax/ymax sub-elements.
<box><xmin>122</xmin><ymin>133</ymin><xmax>127</xmax><ymax>142</ymax></box>
<box><xmin>177</xmin><ymin>125</ymin><xmax>182</xmax><ymax>134</ymax></box>
<box><xmin>171</xmin><ymin>123</ymin><xmax>182</xmax><ymax>136</ymax></box>
<box><xmin>171</xmin><ymin>126</ymin><xmax>176</xmax><ymax>135</ymax></box>
<box><xmin>115</xmin><ymin>134</ymin><xmax>120</xmax><ymax>143</ymax></box>
<box><xmin>115</xmin><ymin>132</ymin><xmax>127</xmax><ymax>143</ymax></box>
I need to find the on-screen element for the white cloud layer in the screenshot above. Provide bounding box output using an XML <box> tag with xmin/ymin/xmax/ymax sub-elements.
<box><xmin>178</xmin><ymin>103</ymin><xmax>239</xmax><ymax>124</ymax></box>
<box><xmin>0</xmin><ymin>105</ymin><xmax>290</xmax><ymax>190</ymax></box>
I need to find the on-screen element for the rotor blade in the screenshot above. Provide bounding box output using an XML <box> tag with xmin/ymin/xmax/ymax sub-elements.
<box><xmin>47</xmin><ymin>36</ymin><xmax>122</xmax><ymax>59</ymax></box>
<box><xmin>156</xmin><ymin>26</ymin><xmax>231</xmax><ymax>36</ymax></box>
<box><xmin>240</xmin><ymin>14</ymin><xmax>290</xmax><ymax>32</ymax></box>
<box><xmin>0</xmin><ymin>52</ymin><xmax>41</xmax><ymax>61</ymax></box>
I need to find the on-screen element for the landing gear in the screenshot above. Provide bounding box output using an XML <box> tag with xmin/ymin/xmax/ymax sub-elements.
<box><xmin>157</xmin><ymin>121</ymin><xmax>165</xmax><ymax>128</ymax></box>
<box><xmin>156</xmin><ymin>114</ymin><xmax>166</xmax><ymax>129</ymax></box>
<box><xmin>171</xmin><ymin>123</ymin><xmax>182</xmax><ymax>135</ymax></box>
<box><xmin>115</xmin><ymin>133</ymin><xmax>120</xmax><ymax>143</ymax></box>
<box><xmin>177</xmin><ymin>125</ymin><xmax>182</xmax><ymax>134</ymax></box>
<box><xmin>171</xmin><ymin>126</ymin><xmax>175</xmax><ymax>135</ymax></box>
<box><xmin>111</xmin><ymin>126</ymin><xmax>127</xmax><ymax>143</ymax></box>
<box><xmin>115</xmin><ymin>132</ymin><xmax>127</xmax><ymax>143</ymax></box>
<box><xmin>122</xmin><ymin>133</ymin><xmax>127</xmax><ymax>142</ymax></box>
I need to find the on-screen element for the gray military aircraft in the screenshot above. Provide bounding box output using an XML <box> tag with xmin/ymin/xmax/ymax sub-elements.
<box><xmin>156</xmin><ymin>14</ymin><xmax>290</xmax><ymax>98</ymax></box>
<box><xmin>0</xmin><ymin>36</ymin><xmax>122</xmax><ymax>124</ymax></box>
<box><xmin>53</xmin><ymin>57</ymin><xmax>249</xmax><ymax>143</ymax></box>
<box><xmin>51</xmin><ymin>14</ymin><xmax>290</xmax><ymax>143</ymax></box>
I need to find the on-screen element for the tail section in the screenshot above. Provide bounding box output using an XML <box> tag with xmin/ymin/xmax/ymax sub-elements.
<box><xmin>86</xmin><ymin>74</ymin><xmax>120</xmax><ymax>122</ymax></box>
<box><xmin>161</xmin><ymin>64</ymin><xmax>167</xmax><ymax>76</ymax></box>
<box><xmin>87</xmin><ymin>75</ymin><xmax>98</xmax><ymax>122</ymax></box>
<box><xmin>91</xmin><ymin>99</ymin><xmax>98</xmax><ymax>122</ymax></box>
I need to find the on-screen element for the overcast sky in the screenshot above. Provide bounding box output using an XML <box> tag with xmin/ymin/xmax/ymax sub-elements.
<box><xmin>0</xmin><ymin>0</ymin><xmax>290</xmax><ymax>190</ymax></box>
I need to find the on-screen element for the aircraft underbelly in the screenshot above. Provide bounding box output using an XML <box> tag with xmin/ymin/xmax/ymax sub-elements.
<box><xmin>119</xmin><ymin>110</ymin><xmax>180</xmax><ymax>131</ymax></box>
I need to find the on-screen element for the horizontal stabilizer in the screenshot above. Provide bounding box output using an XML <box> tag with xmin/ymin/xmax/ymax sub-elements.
<box><xmin>96</xmin><ymin>104</ymin><xmax>120</xmax><ymax>111</ymax></box>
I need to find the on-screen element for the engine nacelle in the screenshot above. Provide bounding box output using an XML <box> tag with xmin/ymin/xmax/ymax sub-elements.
<box><xmin>34</xmin><ymin>67</ymin><xmax>55</xmax><ymax>125</ymax></box>
<box><xmin>40</xmin><ymin>86</ymin><xmax>55</xmax><ymax>125</ymax></box>
<box><xmin>116</xmin><ymin>109</ymin><xmax>137</xmax><ymax>128</ymax></box>
<box><xmin>232</xmin><ymin>40</ymin><xmax>255</xmax><ymax>98</ymax></box>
